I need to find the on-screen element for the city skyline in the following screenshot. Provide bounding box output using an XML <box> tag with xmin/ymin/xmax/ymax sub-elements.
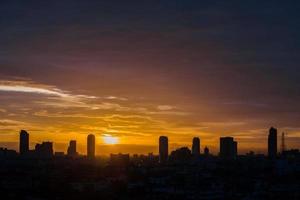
<box><xmin>1</xmin><ymin>2</ymin><xmax>299</xmax><ymax>200</ymax></box>
<box><xmin>1</xmin><ymin>1</ymin><xmax>300</xmax><ymax>154</ymax></box>
<box><xmin>3</xmin><ymin>127</ymin><xmax>288</xmax><ymax>156</ymax></box>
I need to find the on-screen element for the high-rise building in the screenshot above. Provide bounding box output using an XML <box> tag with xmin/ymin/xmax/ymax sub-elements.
<box><xmin>233</xmin><ymin>141</ymin><xmax>238</xmax><ymax>157</ymax></box>
<box><xmin>19</xmin><ymin>130</ymin><xmax>29</xmax><ymax>155</ymax></box>
<box><xmin>35</xmin><ymin>142</ymin><xmax>53</xmax><ymax>158</ymax></box>
<box><xmin>268</xmin><ymin>127</ymin><xmax>277</xmax><ymax>158</ymax></box>
<box><xmin>87</xmin><ymin>134</ymin><xmax>95</xmax><ymax>159</ymax></box>
<box><xmin>159</xmin><ymin>136</ymin><xmax>168</xmax><ymax>163</ymax></box>
<box><xmin>67</xmin><ymin>140</ymin><xmax>77</xmax><ymax>157</ymax></box>
<box><xmin>192</xmin><ymin>137</ymin><xmax>200</xmax><ymax>156</ymax></box>
<box><xmin>204</xmin><ymin>146</ymin><xmax>209</xmax><ymax>156</ymax></box>
<box><xmin>220</xmin><ymin>137</ymin><xmax>237</xmax><ymax>159</ymax></box>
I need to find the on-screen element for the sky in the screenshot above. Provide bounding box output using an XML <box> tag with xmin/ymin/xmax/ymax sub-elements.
<box><xmin>1</xmin><ymin>0</ymin><xmax>300</xmax><ymax>155</ymax></box>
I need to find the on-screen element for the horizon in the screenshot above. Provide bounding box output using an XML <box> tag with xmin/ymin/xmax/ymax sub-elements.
<box><xmin>1</xmin><ymin>1</ymin><xmax>300</xmax><ymax>155</ymax></box>
<box><xmin>0</xmin><ymin>127</ymin><xmax>285</xmax><ymax>156</ymax></box>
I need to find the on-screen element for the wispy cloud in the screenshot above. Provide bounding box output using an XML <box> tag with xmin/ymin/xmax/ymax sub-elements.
<box><xmin>157</xmin><ymin>105</ymin><xmax>175</xmax><ymax>111</ymax></box>
<box><xmin>198</xmin><ymin>121</ymin><xmax>247</xmax><ymax>127</ymax></box>
<box><xmin>103</xmin><ymin>96</ymin><xmax>128</xmax><ymax>101</ymax></box>
<box><xmin>0</xmin><ymin>119</ymin><xmax>37</xmax><ymax>132</ymax></box>
<box><xmin>147</xmin><ymin>110</ymin><xmax>190</xmax><ymax>116</ymax></box>
<box><xmin>0</xmin><ymin>84</ymin><xmax>69</xmax><ymax>97</ymax></box>
<box><xmin>0</xmin><ymin>80</ymin><xmax>96</xmax><ymax>99</ymax></box>
<box><xmin>222</xmin><ymin>101</ymin><xmax>268</xmax><ymax>107</ymax></box>
<box><xmin>0</xmin><ymin>119</ymin><xmax>27</xmax><ymax>126</ymax></box>
<box><xmin>0</xmin><ymin>80</ymin><xmax>129</xmax><ymax>110</ymax></box>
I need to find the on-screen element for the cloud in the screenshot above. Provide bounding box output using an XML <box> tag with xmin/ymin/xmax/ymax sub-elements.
<box><xmin>157</xmin><ymin>105</ymin><xmax>175</xmax><ymax>111</ymax></box>
<box><xmin>222</xmin><ymin>101</ymin><xmax>268</xmax><ymax>108</ymax></box>
<box><xmin>0</xmin><ymin>119</ymin><xmax>27</xmax><ymax>126</ymax></box>
<box><xmin>104</xmin><ymin>96</ymin><xmax>128</xmax><ymax>101</ymax></box>
<box><xmin>0</xmin><ymin>80</ymin><xmax>130</xmax><ymax>110</ymax></box>
<box><xmin>198</xmin><ymin>121</ymin><xmax>247</xmax><ymax>127</ymax></box>
<box><xmin>0</xmin><ymin>119</ymin><xmax>37</xmax><ymax>132</ymax></box>
<box><xmin>0</xmin><ymin>85</ymin><xmax>68</xmax><ymax>97</ymax></box>
<box><xmin>147</xmin><ymin>110</ymin><xmax>190</xmax><ymax>116</ymax></box>
<box><xmin>0</xmin><ymin>80</ymin><xmax>96</xmax><ymax>99</ymax></box>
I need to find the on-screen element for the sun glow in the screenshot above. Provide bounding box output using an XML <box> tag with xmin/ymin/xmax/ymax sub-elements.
<box><xmin>103</xmin><ymin>134</ymin><xmax>119</xmax><ymax>145</ymax></box>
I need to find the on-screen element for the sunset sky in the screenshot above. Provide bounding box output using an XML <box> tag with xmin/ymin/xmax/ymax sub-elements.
<box><xmin>1</xmin><ymin>1</ymin><xmax>300</xmax><ymax>155</ymax></box>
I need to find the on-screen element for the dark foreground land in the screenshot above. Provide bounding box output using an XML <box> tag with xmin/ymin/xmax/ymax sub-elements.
<box><xmin>0</xmin><ymin>154</ymin><xmax>299</xmax><ymax>200</ymax></box>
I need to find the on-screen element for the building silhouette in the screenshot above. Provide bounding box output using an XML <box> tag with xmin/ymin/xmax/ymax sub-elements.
<box><xmin>19</xmin><ymin>130</ymin><xmax>29</xmax><ymax>155</ymax></box>
<box><xmin>192</xmin><ymin>137</ymin><xmax>200</xmax><ymax>156</ymax></box>
<box><xmin>54</xmin><ymin>152</ymin><xmax>64</xmax><ymax>157</ymax></box>
<box><xmin>170</xmin><ymin>147</ymin><xmax>192</xmax><ymax>162</ymax></box>
<box><xmin>204</xmin><ymin>146</ymin><xmax>209</xmax><ymax>156</ymax></box>
<box><xmin>233</xmin><ymin>141</ymin><xmax>238</xmax><ymax>157</ymax></box>
<box><xmin>35</xmin><ymin>142</ymin><xmax>53</xmax><ymax>158</ymax></box>
<box><xmin>67</xmin><ymin>140</ymin><xmax>77</xmax><ymax>157</ymax></box>
<box><xmin>0</xmin><ymin>147</ymin><xmax>18</xmax><ymax>158</ymax></box>
<box><xmin>159</xmin><ymin>136</ymin><xmax>168</xmax><ymax>163</ymax></box>
<box><xmin>220</xmin><ymin>137</ymin><xmax>237</xmax><ymax>159</ymax></box>
<box><xmin>87</xmin><ymin>134</ymin><xmax>95</xmax><ymax>159</ymax></box>
<box><xmin>110</xmin><ymin>153</ymin><xmax>130</xmax><ymax>166</ymax></box>
<box><xmin>268</xmin><ymin>127</ymin><xmax>277</xmax><ymax>158</ymax></box>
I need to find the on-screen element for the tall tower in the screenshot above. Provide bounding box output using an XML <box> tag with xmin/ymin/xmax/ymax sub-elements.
<box><xmin>67</xmin><ymin>140</ymin><xmax>77</xmax><ymax>157</ymax></box>
<box><xmin>159</xmin><ymin>136</ymin><xmax>168</xmax><ymax>163</ymax></box>
<box><xmin>19</xmin><ymin>130</ymin><xmax>29</xmax><ymax>155</ymax></box>
<box><xmin>268</xmin><ymin>127</ymin><xmax>277</xmax><ymax>158</ymax></box>
<box><xmin>233</xmin><ymin>141</ymin><xmax>238</xmax><ymax>157</ymax></box>
<box><xmin>87</xmin><ymin>134</ymin><xmax>95</xmax><ymax>159</ymax></box>
<box><xmin>204</xmin><ymin>146</ymin><xmax>209</xmax><ymax>156</ymax></box>
<box><xmin>192</xmin><ymin>137</ymin><xmax>200</xmax><ymax>156</ymax></box>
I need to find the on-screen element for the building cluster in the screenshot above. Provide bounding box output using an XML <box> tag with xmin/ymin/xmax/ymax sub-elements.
<box><xmin>158</xmin><ymin>135</ymin><xmax>237</xmax><ymax>163</ymax></box>
<box><xmin>157</xmin><ymin>127</ymin><xmax>295</xmax><ymax>163</ymax></box>
<box><xmin>0</xmin><ymin>127</ymin><xmax>299</xmax><ymax>200</ymax></box>
<box><xmin>0</xmin><ymin>127</ymin><xmax>297</xmax><ymax>162</ymax></box>
<box><xmin>18</xmin><ymin>130</ymin><xmax>96</xmax><ymax>159</ymax></box>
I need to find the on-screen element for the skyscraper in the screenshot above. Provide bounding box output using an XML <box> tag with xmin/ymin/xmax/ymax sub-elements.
<box><xmin>192</xmin><ymin>137</ymin><xmax>200</xmax><ymax>156</ymax></box>
<box><xmin>204</xmin><ymin>146</ymin><xmax>209</xmax><ymax>156</ymax></box>
<box><xmin>67</xmin><ymin>140</ymin><xmax>77</xmax><ymax>157</ymax></box>
<box><xmin>87</xmin><ymin>134</ymin><xmax>95</xmax><ymax>159</ymax></box>
<box><xmin>268</xmin><ymin>127</ymin><xmax>277</xmax><ymax>158</ymax></box>
<box><xmin>233</xmin><ymin>141</ymin><xmax>238</xmax><ymax>157</ymax></box>
<box><xmin>19</xmin><ymin>130</ymin><xmax>29</xmax><ymax>155</ymax></box>
<box><xmin>159</xmin><ymin>136</ymin><xmax>168</xmax><ymax>163</ymax></box>
<box><xmin>220</xmin><ymin>137</ymin><xmax>237</xmax><ymax>159</ymax></box>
